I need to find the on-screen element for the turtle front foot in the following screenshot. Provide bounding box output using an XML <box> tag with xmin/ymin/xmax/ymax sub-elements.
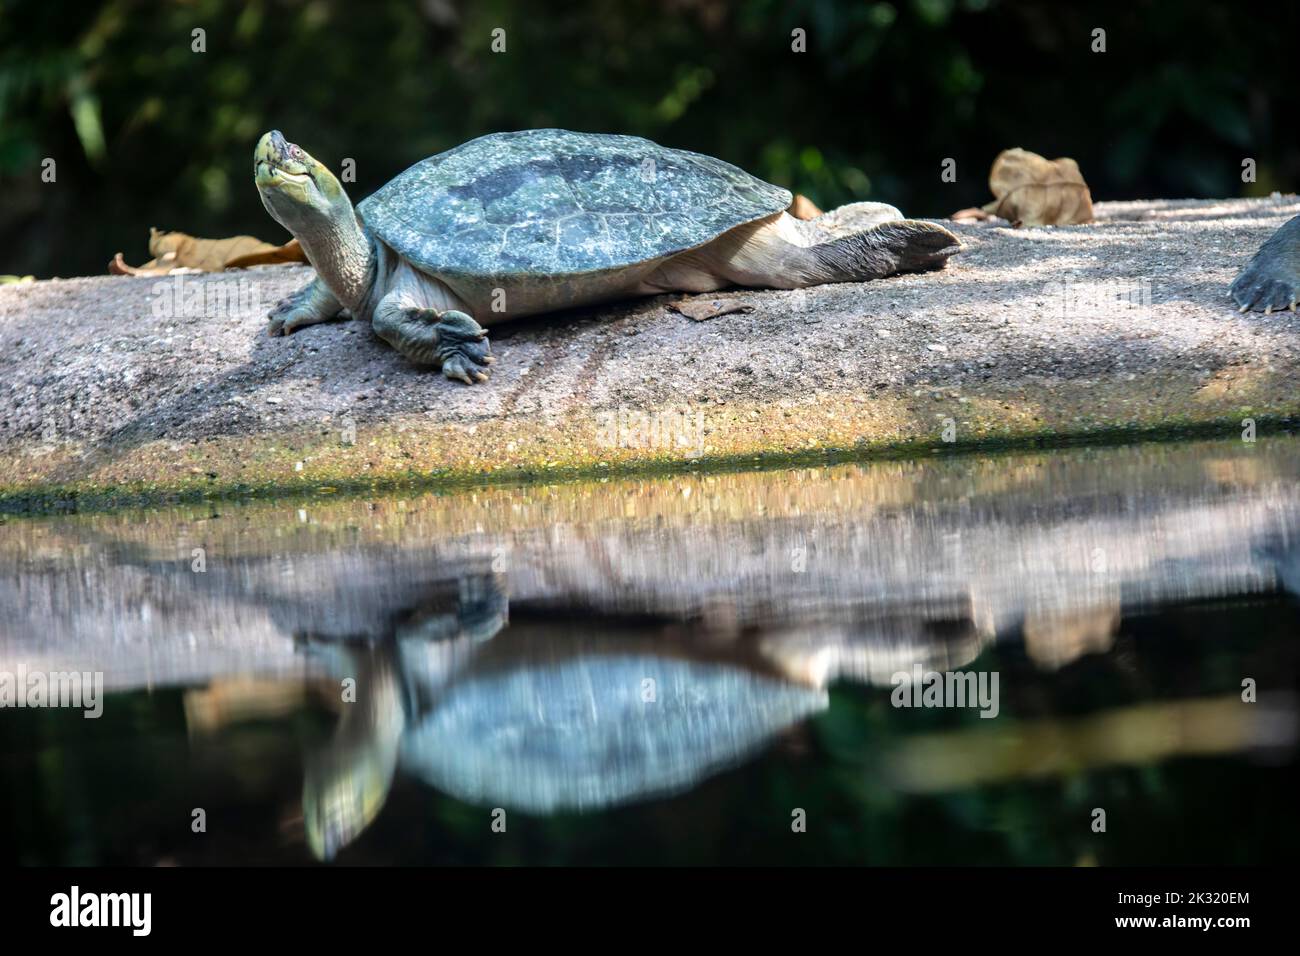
<box><xmin>267</xmin><ymin>278</ymin><xmax>345</xmax><ymax>335</ymax></box>
<box><xmin>1231</xmin><ymin>215</ymin><xmax>1300</xmax><ymax>314</ymax></box>
<box><xmin>436</xmin><ymin>310</ymin><xmax>494</xmax><ymax>385</ymax></box>
<box><xmin>1231</xmin><ymin>261</ymin><xmax>1300</xmax><ymax>314</ymax></box>
<box><xmin>267</xmin><ymin>299</ymin><xmax>317</xmax><ymax>336</ymax></box>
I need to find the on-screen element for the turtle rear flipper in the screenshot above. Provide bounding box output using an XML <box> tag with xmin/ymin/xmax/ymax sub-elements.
<box><xmin>777</xmin><ymin>217</ymin><xmax>960</xmax><ymax>284</ymax></box>
<box><xmin>1231</xmin><ymin>214</ymin><xmax>1300</xmax><ymax>313</ymax></box>
<box><xmin>695</xmin><ymin>212</ymin><xmax>961</xmax><ymax>291</ymax></box>
<box><xmin>816</xmin><ymin>218</ymin><xmax>961</xmax><ymax>278</ymax></box>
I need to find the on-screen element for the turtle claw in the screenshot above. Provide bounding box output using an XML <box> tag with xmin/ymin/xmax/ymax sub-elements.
<box><xmin>442</xmin><ymin>354</ymin><xmax>488</xmax><ymax>385</ymax></box>
<box><xmin>267</xmin><ymin>306</ymin><xmax>312</xmax><ymax>336</ymax></box>
<box><xmin>1230</xmin><ymin>270</ymin><xmax>1298</xmax><ymax>314</ymax></box>
<box><xmin>436</xmin><ymin>310</ymin><xmax>492</xmax><ymax>385</ymax></box>
<box><xmin>1230</xmin><ymin>215</ymin><xmax>1300</xmax><ymax>314</ymax></box>
<box><xmin>267</xmin><ymin>298</ymin><xmax>302</xmax><ymax>336</ymax></box>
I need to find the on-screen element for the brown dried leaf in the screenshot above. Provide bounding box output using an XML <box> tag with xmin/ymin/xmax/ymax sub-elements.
<box><xmin>107</xmin><ymin>250</ymin><xmax>203</xmax><ymax>276</ymax></box>
<box><xmin>108</xmin><ymin>252</ymin><xmax>171</xmax><ymax>276</ymax></box>
<box><xmin>224</xmin><ymin>238</ymin><xmax>308</xmax><ymax>269</ymax></box>
<box><xmin>982</xmin><ymin>148</ymin><xmax>1094</xmax><ymax>226</ymax></box>
<box><xmin>146</xmin><ymin>227</ymin><xmax>288</xmax><ymax>271</ymax></box>
<box><xmin>668</xmin><ymin>297</ymin><xmax>756</xmax><ymax>322</ymax></box>
<box><xmin>112</xmin><ymin>229</ymin><xmax>308</xmax><ymax>275</ymax></box>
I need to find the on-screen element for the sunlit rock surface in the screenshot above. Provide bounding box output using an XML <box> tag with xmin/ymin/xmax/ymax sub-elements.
<box><xmin>3</xmin><ymin>198</ymin><xmax>1300</xmax><ymax>494</ymax></box>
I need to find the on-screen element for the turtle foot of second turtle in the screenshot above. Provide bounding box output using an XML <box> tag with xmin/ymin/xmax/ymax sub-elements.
<box><xmin>1231</xmin><ymin>265</ymin><xmax>1300</xmax><ymax>314</ymax></box>
<box><xmin>1231</xmin><ymin>215</ymin><xmax>1300</xmax><ymax>314</ymax></box>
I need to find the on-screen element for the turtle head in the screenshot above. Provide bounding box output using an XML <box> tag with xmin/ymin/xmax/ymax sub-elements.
<box><xmin>254</xmin><ymin>131</ymin><xmax>351</xmax><ymax>235</ymax></box>
<box><xmin>255</xmin><ymin>130</ymin><xmax>373</xmax><ymax>310</ymax></box>
<box><xmin>299</xmin><ymin>643</ymin><xmax>406</xmax><ymax>862</ymax></box>
<box><xmin>302</xmin><ymin>745</ymin><xmax>395</xmax><ymax>862</ymax></box>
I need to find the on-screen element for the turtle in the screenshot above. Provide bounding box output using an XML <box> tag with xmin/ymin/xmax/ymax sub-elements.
<box><xmin>300</xmin><ymin>571</ymin><xmax>509</xmax><ymax>860</ymax></box>
<box><xmin>1231</xmin><ymin>213</ymin><xmax>1300</xmax><ymax>313</ymax></box>
<box><xmin>254</xmin><ymin>128</ymin><xmax>960</xmax><ymax>383</ymax></box>
<box><xmin>296</xmin><ymin>572</ymin><xmax>826</xmax><ymax>859</ymax></box>
<box><xmin>305</xmin><ymin>640</ymin><xmax>826</xmax><ymax>858</ymax></box>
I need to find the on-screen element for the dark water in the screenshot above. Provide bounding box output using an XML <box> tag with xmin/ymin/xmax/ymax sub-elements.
<box><xmin>2</xmin><ymin>438</ymin><xmax>1298</xmax><ymax>865</ymax></box>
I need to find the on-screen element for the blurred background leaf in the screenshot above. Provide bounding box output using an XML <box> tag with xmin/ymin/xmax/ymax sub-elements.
<box><xmin>1</xmin><ymin>0</ymin><xmax>1296</xmax><ymax>277</ymax></box>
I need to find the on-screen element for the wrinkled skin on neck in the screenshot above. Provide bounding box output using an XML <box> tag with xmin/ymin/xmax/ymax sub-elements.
<box><xmin>254</xmin><ymin>131</ymin><xmax>374</xmax><ymax>312</ymax></box>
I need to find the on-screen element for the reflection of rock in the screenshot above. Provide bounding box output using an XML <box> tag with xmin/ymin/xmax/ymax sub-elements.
<box><xmin>5</xmin><ymin>440</ymin><xmax>1298</xmax><ymax>692</ymax></box>
<box><xmin>9</xmin><ymin>438</ymin><xmax>1299</xmax><ymax>859</ymax></box>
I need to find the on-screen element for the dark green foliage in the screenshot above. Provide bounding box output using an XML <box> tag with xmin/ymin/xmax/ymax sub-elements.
<box><xmin>1</xmin><ymin>0</ymin><xmax>1296</xmax><ymax>277</ymax></box>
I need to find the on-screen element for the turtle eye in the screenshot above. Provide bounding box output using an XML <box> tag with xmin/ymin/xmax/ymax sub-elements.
<box><xmin>290</xmin><ymin>146</ymin><xmax>302</xmax><ymax>159</ymax></box>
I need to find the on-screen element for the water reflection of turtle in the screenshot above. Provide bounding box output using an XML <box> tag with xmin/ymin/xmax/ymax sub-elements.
<box><xmin>299</xmin><ymin>573</ymin><xmax>827</xmax><ymax>860</ymax></box>
<box><xmin>301</xmin><ymin>572</ymin><xmax>510</xmax><ymax>860</ymax></box>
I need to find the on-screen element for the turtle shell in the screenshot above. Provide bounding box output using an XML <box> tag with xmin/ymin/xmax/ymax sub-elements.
<box><xmin>358</xmin><ymin>129</ymin><xmax>792</xmax><ymax>282</ymax></box>
<box><xmin>397</xmin><ymin>653</ymin><xmax>827</xmax><ymax>813</ymax></box>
